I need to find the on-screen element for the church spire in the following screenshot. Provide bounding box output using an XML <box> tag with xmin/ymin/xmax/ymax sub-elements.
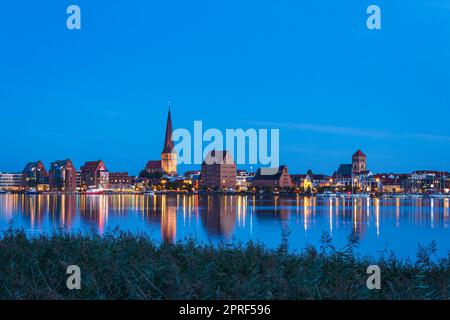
<box><xmin>162</xmin><ymin>104</ymin><xmax>174</xmax><ymax>154</ymax></box>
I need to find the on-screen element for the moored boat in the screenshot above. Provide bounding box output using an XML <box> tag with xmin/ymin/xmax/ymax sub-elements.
<box><xmin>83</xmin><ymin>188</ymin><xmax>105</xmax><ymax>195</ymax></box>
<box><xmin>25</xmin><ymin>188</ymin><xmax>39</xmax><ymax>195</ymax></box>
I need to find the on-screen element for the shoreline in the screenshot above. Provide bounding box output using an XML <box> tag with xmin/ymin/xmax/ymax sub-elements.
<box><xmin>1</xmin><ymin>190</ymin><xmax>449</xmax><ymax>199</ymax></box>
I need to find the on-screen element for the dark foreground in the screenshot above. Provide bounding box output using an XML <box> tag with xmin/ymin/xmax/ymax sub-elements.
<box><xmin>0</xmin><ymin>229</ymin><xmax>448</xmax><ymax>300</ymax></box>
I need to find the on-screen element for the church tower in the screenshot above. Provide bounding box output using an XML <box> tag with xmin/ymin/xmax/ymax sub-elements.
<box><xmin>352</xmin><ymin>149</ymin><xmax>367</xmax><ymax>175</ymax></box>
<box><xmin>161</xmin><ymin>108</ymin><xmax>177</xmax><ymax>175</ymax></box>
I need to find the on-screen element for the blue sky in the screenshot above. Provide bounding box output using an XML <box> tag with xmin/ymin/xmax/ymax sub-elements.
<box><xmin>0</xmin><ymin>0</ymin><xmax>450</xmax><ymax>175</ymax></box>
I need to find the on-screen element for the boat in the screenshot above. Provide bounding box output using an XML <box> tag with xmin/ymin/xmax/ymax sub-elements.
<box><xmin>351</xmin><ymin>193</ymin><xmax>371</xmax><ymax>198</ymax></box>
<box><xmin>393</xmin><ymin>194</ymin><xmax>408</xmax><ymax>199</ymax></box>
<box><xmin>83</xmin><ymin>188</ymin><xmax>105</xmax><ymax>195</ymax></box>
<box><xmin>316</xmin><ymin>191</ymin><xmax>339</xmax><ymax>198</ymax></box>
<box><xmin>0</xmin><ymin>190</ymin><xmax>6</xmax><ymax>194</ymax></box>
<box><xmin>407</xmin><ymin>194</ymin><xmax>423</xmax><ymax>199</ymax></box>
<box><xmin>25</xmin><ymin>188</ymin><xmax>39</xmax><ymax>195</ymax></box>
<box><xmin>429</xmin><ymin>193</ymin><xmax>446</xmax><ymax>199</ymax></box>
<box><xmin>144</xmin><ymin>190</ymin><xmax>155</xmax><ymax>195</ymax></box>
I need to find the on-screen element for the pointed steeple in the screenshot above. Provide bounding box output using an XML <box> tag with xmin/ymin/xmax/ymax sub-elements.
<box><xmin>162</xmin><ymin>104</ymin><xmax>174</xmax><ymax>154</ymax></box>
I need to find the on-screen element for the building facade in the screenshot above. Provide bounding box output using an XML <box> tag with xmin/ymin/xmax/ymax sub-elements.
<box><xmin>109</xmin><ymin>172</ymin><xmax>135</xmax><ymax>189</ymax></box>
<box><xmin>21</xmin><ymin>161</ymin><xmax>49</xmax><ymax>189</ymax></box>
<box><xmin>145</xmin><ymin>160</ymin><xmax>163</xmax><ymax>174</ymax></box>
<box><xmin>352</xmin><ymin>149</ymin><xmax>367</xmax><ymax>175</ymax></box>
<box><xmin>251</xmin><ymin>165</ymin><xmax>294</xmax><ymax>189</ymax></box>
<box><xmin>236</xmin><ymin>170</ymin><xmax>251</xmax><ymax>191</ymax></box>
<box><xmin>0</xmin><ymin>172</ymin><xmax>22</xmax><ymax>191</ymax></box>
<box><xmin>48</xmin><ymin>159</ymin><xmax>77</xmax><ymax>192</ymax></box>
<box><xmin>200</xmin><ymin>150</ymin><xmax>237</xmax><ymax>190</ymax></box>
<box><xmin>80</xmin><ymin>160</ymin><xmax>109</xmax><ymax>190</ymax></box>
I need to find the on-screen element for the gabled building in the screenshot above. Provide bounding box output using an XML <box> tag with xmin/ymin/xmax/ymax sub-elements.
<box><xmin>145</xmin><ymin>160</ymin><xmax>163</xmax><ymax>174</ymax></box>
<box><xmin>22</xmin><ymin>160</ymin><xmax>49</xmax><ymax>189</ymax></box>
<box><xmin>333</xmin><ymin>164</ymin><xmax>353</xmax><ymax>187</ymax></box>
<box><xmin>292</xmin><ymin>170</ymin><xmax>331</xmax><ymax>191</ymax></box>
<box><xmin>354</xmin><ymin>170</ymin><xmax>377</xmax><ymax>192</ymax></box>
<box><xmin>200</xmin><ymin>150</ymin><xmax>237</xmax><ymax>190</ymax></box>
<box><xmin>251</xmin><ymin>165</ymin><xmax>294</xmax><ymax>189</ymax></box>
<box><xmin>291</xmin><ymin>174</ymin><xmax>310</xmax><ymax>189</ymax></box>
<box><xmin>80</xmin><ymin>160</ymin><xmax>109</xmax><ymax>190</ymax></box>
<box><xmin>373</xmin><ymin>173</ymin><xmax>408</xmax><ymax>193</ymax></box>
<box><xmin>48</xmin><ymin>159</ymin><xmax>77</xmax><ymax>192</ymax></box>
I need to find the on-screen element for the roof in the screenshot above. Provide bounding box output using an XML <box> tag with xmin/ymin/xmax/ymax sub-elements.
<box><xmin>333</xmin><ymin>164</ymin><xmax>352</xmax><ymax>177</ymax></box>
<box><xmin>146</xmin><ymin>160</ymin><xmax>162</xmax><ymax>169</ymax></box>
<box><xmin>202</xmin><ymin>150</ymin><xmax>235</xmax><ymax>165</ymax></box>
<box><xmin>353</xmin><ymin>149</ymin><xmax>366</xmax><ymax>157</ymax></box>
<box><xmin>162</xmin><ymin>109</ymin><xmax>174</xmax><ymax>153</ymax></box>
<box><xmin>81</xmin><ymin>160</ymin><xmax>107</xmax><ymax>172</ymax></box>
<box><xmin>49</xmin><ymin>159</ymin><xmax>74</xmax><ymax>171</ymax></box>
<box><xmin>252</xmin><ymin>165</ymin><xmax>287</xmax><ymax>180</ymax></box>
<box><xmin>23</xmin><ymin>160</ymin><xmax>46</xmax><ymax>173</ymax></box>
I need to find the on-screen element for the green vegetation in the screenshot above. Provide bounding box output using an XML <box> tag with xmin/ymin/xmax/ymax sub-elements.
<box><xmin>0</xmin><ymin>228</ymin><xmax>448</xmax><ymax>300</ymax></box>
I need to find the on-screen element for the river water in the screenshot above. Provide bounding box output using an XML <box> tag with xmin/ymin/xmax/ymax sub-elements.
<box><xmin>0</xmin><ymin>194</ymin><xmax>448</xmax><ymax>259</ymax></box>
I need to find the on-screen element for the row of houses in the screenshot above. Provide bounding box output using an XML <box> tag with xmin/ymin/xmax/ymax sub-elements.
<box><xmin>196</xmin><ymin>149</ymin><xmax>450</xmax><ymax>194</ymax></box>
<box><xmin>1</xmin><ymin>149</ymin><xmax>449</xmax><ymax>194</ymax></box>
<box><xmin>0</xmin><ymin>160</ymin><xmax>135</xmax><ymax>192</ymax></box>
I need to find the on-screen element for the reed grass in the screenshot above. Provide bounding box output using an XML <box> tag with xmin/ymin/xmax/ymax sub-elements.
<box><xmin>0</xmin><ymin>228</ymin><xmax>448</xmax><ymax>300</ymax></box>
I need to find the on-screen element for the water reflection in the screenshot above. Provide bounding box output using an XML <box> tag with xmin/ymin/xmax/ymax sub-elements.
<box><xmin>0</xmin><ymin>194</ymin><xmax>449</xmax><ymax>258</ymax></box>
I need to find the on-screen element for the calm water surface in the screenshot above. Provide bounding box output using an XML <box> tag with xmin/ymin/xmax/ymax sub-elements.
<box><xmin>0</xmin><ymin>194</ymin><xmax>449</xmax><ymax>259</ymax></box>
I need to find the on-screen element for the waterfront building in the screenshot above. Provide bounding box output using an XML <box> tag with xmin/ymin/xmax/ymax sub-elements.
<box><xmin>251</xmin><ymin>165</ymin><xmax>294</xmax><ymax>189</ymax></box>
<box><xmin>76</xmin><ymin>170</ymin><xmax>82</xmax><ymax>191</ymax></box>
<box><xmin>0</xmin><ymin>172</ymin><xmax>22</xmax><ymax>191</ymax></box>
<box><xmin>21</xmin><ymin>161</ymin><xmax>49</xmax><ymax>189</ymax></box>
<box><xmin>291</xmin><ymin>174</ymin><xmax>312</xmax><ymax>191</ymax></box>
<box><xmin>354</xmin><ymin>170</ymin><xmax>377</xmax><ymax>192</ymax></box>
<box><xmin>332</xmin><ymin>164</ymin><xmax>353</xmax><ymax>187</ymax></box>
<box><xmin>373</xmin><ymin>173</ymin><xmax>407</xmax><ymax>193</ymax></box>
<box><xmin>144</xmin><ymin>160</ymin><xmax>163</xmax><ymax>174</ymax></box>
<box><xmin>109</xmin><ymin>172</ymin><xmax>135</xmax><ymax>189</ymax></box>
<box><xmin>48</xmin><ymin>159</ymin><xmax>77</xmax><ymax>192</ymax></box>
<box><xmin>291</xmin><ymin>169</ymin><xmax>332</xmax><ymax>191</ymax></box>
<box><xmin>407</xmin><ymin>171</ymin><xmax>449</xmax><ymax>193</ymax></box>
<box><xmin>352</xmin><ymin>149</ymin><xmax>367</xmax><ymax>175</ymax></box>
<box><xmin>183</xmin><ymin>170</ymin><xmax>201</xmax><ymax>189</ymax></box>
<box><xmin>236</xmin><ymin>170</ymin><xmax>251</xmax><ymax>191</ymax></box>
<box><xmin>80</xmin><ymin>160</ymin><xmax>109</xmax><ymax>190</ymax></box>
<box><xmin>200</xmin><ymin>150</ymin><xmax>237</xmax><ymax>190</ymax></box>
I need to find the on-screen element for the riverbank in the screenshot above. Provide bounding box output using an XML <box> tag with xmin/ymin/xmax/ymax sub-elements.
<box><xmin>0</xmin><ymin>229</ymin><xmax>448</xmax><ymax>300</ymax></box>
<box><xmin>2</xmin><ymin>190</ymin><xmax>450</xmax><ymax>199</ymax></box>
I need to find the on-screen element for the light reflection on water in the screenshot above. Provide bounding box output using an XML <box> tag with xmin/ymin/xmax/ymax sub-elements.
<box><xmin>0</xmin><ymin>194</ymin><xmax>449</xmax><ymax>259</ymax></box>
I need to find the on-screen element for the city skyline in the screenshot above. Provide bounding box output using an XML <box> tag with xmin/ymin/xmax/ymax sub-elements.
<box><xmin>1</xmin><ymin>1</ymin><xmax>450</xmax><ymax>174</ymax></box>
<box><xmin>1</xmin><ymin>107</ymin><xmax>450</xmax><ymax>177</ymax></box>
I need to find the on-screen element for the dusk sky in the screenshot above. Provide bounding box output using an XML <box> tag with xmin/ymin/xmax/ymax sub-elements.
<box><xmin>1</xmin><ymin>0</ymin><xmax>450</xmax><ymax>175</ymax></box>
